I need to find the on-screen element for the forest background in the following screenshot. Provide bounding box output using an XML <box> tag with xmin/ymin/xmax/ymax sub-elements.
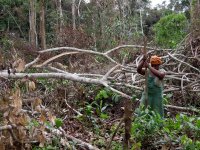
<box><xmin>0</xmin><ymin>0</ymin><xmax>200</xmax><ymax>149</ymax></box>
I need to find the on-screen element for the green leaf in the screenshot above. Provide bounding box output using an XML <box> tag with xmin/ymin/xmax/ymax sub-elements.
<box><xmin>163</xmin><ymin>127</ymin><xmax>170</xmax><ymax>133</ymax></box>
<box><xmin>55</xmin><ymin>118</ymin><xmax>63</xmax><ymax>128</ymax></box>
<box><xmin>101</xmin><ymin>90</ymin><xmax>109</xmax><ymax>99</ymax></box>
<box><xmin>166</xmin><ymin>93</ymin><xmax>173</xmax><ymax>98</ymax></box>
<box><xmin>196</xmin><ymin>120</ymin><xmax>200</xmax><ymax>128</ymax></box>
<box><xmin>100</xmin><ymin>113</ymin><xmax>109</xmax><ymax>119</ymax></box>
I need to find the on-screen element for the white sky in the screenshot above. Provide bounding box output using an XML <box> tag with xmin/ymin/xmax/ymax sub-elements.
<box><xmin>84</xmin><ymin>0</ymin><xmax>170</xmax><ymax>8</ymax></box>
<box><xmin>150</xmin><ymin>0</ymin><xmax>170</xmax><ymax>8</ymax></box>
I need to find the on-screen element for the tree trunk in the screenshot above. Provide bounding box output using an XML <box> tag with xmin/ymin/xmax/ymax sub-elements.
<box><xmin>29</xmin><ymin>0</ymin><xmax>37</xmax><ymax>48</ymax></box>
<box><xmin>190</xmin><ymin>0</ymin><xmax>200</xmax><ymax>61</ymax></box>
<box><xmin>123</xmin><ymin>98</ymin><xmax>132</xmax><ymax>150</ymax></box>
<box><xmin>58</xmin><ymin>0</ymin><xmax>64</xmax><ymax>33</ymax></box>
<box><xmin>72</xmin><ymin>0</ymin><xmax>76</xmax><ymax>30</ymax></box>
<box><xmin>39</xmin><ymin>0</ymin><xmax>46</xmax><ymax>49</ymax></box>
<box><xmin>55</xmin><ymin>0</ymin><xmax>64</xmax><ymax>45</ymax></box>
<box><xmin>129</xmin><ymin>0</ymin><xmax>137</xmax><ymax>16</ymax></box>
<box><xmin>190</xmin><ymin>0</ymin><xmax>200</xmax><ymax>38</ymax></box>
<box><xmin>116</xmin><ymin>0</ymin><xmax>125</xmax><ymax>43</ymax></box>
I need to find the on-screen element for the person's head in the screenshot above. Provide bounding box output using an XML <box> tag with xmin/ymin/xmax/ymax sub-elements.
<box><xmin>150</xmin><ymin>55</ymin><xmax>162</xmax><ymax>70</ymax></box>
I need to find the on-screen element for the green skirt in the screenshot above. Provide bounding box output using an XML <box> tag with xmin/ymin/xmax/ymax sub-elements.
<box><xmin>141</xmin><ymin>75</ymin><xmax>164</xmax><ymax>117</ymax></box>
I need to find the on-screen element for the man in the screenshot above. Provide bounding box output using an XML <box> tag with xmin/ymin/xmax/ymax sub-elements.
<box><xmin>137</xmin><ymin>55</ymin><xmax>165</xmax><ymax>117</ymax></box>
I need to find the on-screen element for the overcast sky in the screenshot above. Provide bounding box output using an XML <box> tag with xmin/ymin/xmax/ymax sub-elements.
<box><xmin>84</xmin><ymin>0</ymin><xmax>170</xmax><ymax>7</ymax></box>
<box><xmin>150</xmin><ymin>0</ymin><xmax>170</xmax><ymax>7</ymax></box>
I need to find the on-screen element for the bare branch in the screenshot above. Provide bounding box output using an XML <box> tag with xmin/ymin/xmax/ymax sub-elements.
<box><xmin>165</xmin><ymin>105</ymin><xmax>200</xmax><ymax>113</ymax></box>
<box><xmin>36</xmin><ymin>52</ymin><xmax>79</xmax><ymax>67</ymax></box>
<box><xmin>64</xmin><ymin>99</ymin><xmax>83</xmax><ymax>116</ymax></box>
<box><xmin>168</xmin><ymin>52</ymin><xmax>200</xmax><ymax>73</ymax></box>
<box><xmin>0</xmin><ymin>124</ymin><xmax>16</xmax><ymax>131</ymax></box>
<box><xmin>102</xmin><ymin>65</ymin><xmax>120</xmax><ymax>80</ymax></box>
<box><xmin>58</xmin><ymin>128</ymin><xmax>100</xmax><ymax>150</ymax></box>
<box><xmin>25</xmin><ymin>55</ymin><xmax>40</xmax><ymax>69</ymax></box>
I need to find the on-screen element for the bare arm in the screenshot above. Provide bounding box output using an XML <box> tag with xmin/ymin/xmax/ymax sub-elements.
<box><xmin>137</xmin><ymin>55</ymin><xmax>165</xmax><ymax>80</ymax></box>
<box><xmin>148</xmin><ymin>65</ymin><xmax>165</xmax><ymax>80</ymax></box>
<box><xmin>137</xmin><ymin>56</ymin><xmax>146</xmax><ymax>75</ymax></box>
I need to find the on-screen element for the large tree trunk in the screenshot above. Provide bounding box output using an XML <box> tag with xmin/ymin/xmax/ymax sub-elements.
<box><xmin>54</xmin><ymin>0</ymin><xmax>64</xmax><ymax>45</ymax></box>
<box><xmin>129</xmin><ymin>0</ymin><xmax>137</xmax><ymax>16</ymax></box>
<box><xmin>39</xmin><ymin>0</ymin><xmax>46</xmax><ymax>49</ymax></box>
<box><xmin>190</xmin><ymin>0</ymin><xmax>200</xmax><ymax>38</ymax></box>
<box><xmin>29</xmin><ymin>0</ymin><xmax>37</xmax><ymax>48</ymax></box>
<box><xmin>116</xmin><ymin>0</ymin><xmax>125</xmax><ymax>43</ymax></box>
<box><xmin>72</xmin><ymin>0</ymin><xmax>76</xmax><ymax>30</ymax></box>
<box><xmin>123</xmin><ymin>98</ymin><xmax>132</xmax><ymax>150</ymax></box>
<box><xmin>58</xmin><ymin>0</ymin><xmax>64</xmax><ymax>33</ymax></box>
<box><xmin>190</xmin><ymin>0</ymin><xmax>200</xmax><ymax>62</ymax></box>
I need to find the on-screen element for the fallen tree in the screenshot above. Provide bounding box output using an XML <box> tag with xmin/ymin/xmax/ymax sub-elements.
<box><xmin>0</xmin><ymin>43</ymin><xmax>199</xmax><ymax>149</ymax></box>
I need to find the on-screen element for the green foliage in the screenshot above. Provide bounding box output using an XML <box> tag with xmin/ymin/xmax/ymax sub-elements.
<box><xmin>111</xmin><ymin>141</ymin><xmax>123</xmax><ymax>150</ymax></box>
<box><xmin>95</xmin><ymin>89</ymin><xmax>110</xmax><ymax>101</ymax></box>
<box><xmin>132</xmin><ymin>107</ymin><xmax>163</xmax><ymax>142</ymax></box>
<box><xmin>112</xmin><ymin>93</ymin><xmax>121</xmax><ymax>103</ymax></box>
<box><xmin>90</xmin><ymin>100</ymin><xmax>110</xmax><ymax>119</ymax></box>
<box><xmin>28</xmin><ymin>119</ymin><xmax>40</xmax><ymax>128</ymax></box>
<box><xmin>163</xmin><ymin>93</ymin><xmax>173</xmax><ymax>104</ymax></box>
<box><xmin>85</xmin><ymin>104</ymin><xmax>93</xmax><ymax>116</ymax></box>
<box><xmin>0</xmin><ymin>37</ymin><xmax>13</xmax><ymax>52</ymax></box>
<box><xmin>181</xmin><ymin>135</ymin><xmax>200</xmax><ymax>149</ymax></box>
<box><xmin>153</xmin><ymin>13</ymin><xmax>188</xmax><ymax>48</ymax></box>
<box><xmin>94</xmin><ymin>138</ymin><xmax>105</xmax><ymax>148</ymax></box>
<box><xmin>131</xmin><ymin>109</ymin><xmax>200</xmax><ymax>149</ymax></box>
<box><xmin>95</xmin><ymin>88</ymin><xmax>121</xmax><ymax>104</ymax></box>
<box><xmin>80</xmin><ymin>88</ymin><xmax>121</xmax><ymax>120</ymax></box>
<box><xmin>33</xmin><ymin>136</ymin><xmax>66</xmax><ymax>150</ymax></box>
<box><xmin>55</xmin><ymin>118</ymin><xmax>63</xmax><ymax>128</ymax></box>
<box><xmin>93</xmin><ymin>88</ymin><xmax>121</xmax><ymax>118</ymax></box>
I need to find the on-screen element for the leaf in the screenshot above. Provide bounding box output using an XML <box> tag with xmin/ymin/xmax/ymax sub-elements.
<box><xmin>11</xmin><ymin>89</ymin><xmax>22</xmax><ymax>112</ymax></box>
<box><xmin>14</xmin><ymin>59</ymin><xmax>25</xmax><ymax>72</ymax></box>
<box><xmin>0</xmin><ymin>137</ymin><xmax>5</xmax><ymax>150</ymax></box>
<box><xmin>3</xmin><ymin>111</ymin><xmax>9</xmax><ymax>118</ymax></box>
<box><xmin>28</xmin><ymin>81</ymin><xmax>36</xmax><ymax>91</ymax></box>
<box><xmin>161</xmin><ymin>145</ymin><xmax>170</xmax><ymax>150</ymax></box>
<box><xmin>0</xmin><ymin>96</ymin><xmax>10</xmax><ymax>110</ymax></box>
<box><xmin>32</xmin><ymin>98</ymin><xmax>42</xmax><ymax>109</ymax></box>
<box><xmin>102</xmin><ymin>90</ymin><xmax>109</xmax><ymax>99</ymax></box>
<box><xmin>47</xmin><ymin>112</ymin><xmax>56</xmax><ymax>125</ymax></box>
<box><xmin>163</xmin><ymin>127</ymin><xmax>170</xmax><ymax>133</ymax></box>
<box><xmin>55</xmin><ymin>118</ymin><xmax>63</xmax><ymax>128</ymax></box>
<box><xmin>35</xmin><ymin>106</ymin><xmax>42</xmax><ymax>113</ymax></box>
<box><xmin>37</xmin><ymin>132</ymin><xmax>46</xmax><ymax>147</ymax></box>
<box><xmin>60</xmin><ymin>138</ymin><xmax>70</xmax><ymax>147</ymax></box>
<box><xmin>166</xmin><ymin>93</ymin><xmax>173</xmax><ymax>98</ymax></box>
<box><xmin>100</xmin><ymin>113</ymin><xmax>109</xmax><ymax>119</ymax></box>
<box><xmin>9</xmin><ymin>135</ymin><xmax>13</xmax><ymax>146</ymax></box>
<box><xmin>196</xmin><ymin>120</ymin><xmax>200</xmax><ymax>128</ymax></box>
<box><xmin>17</xmin><ymin>113</ymin><xmax>30</xmax><ymax>126</ymax></box>
<box><xmin>39</xmin><ymin>114</ymin><xmax>47</xmax><ymax>123</ymax></box>
<box><xmin>18</xmin><ymin>126</ymin><xmax>26</xmax><ymax>141</ymax></box>
<box><xmin>101</xmin><ymin>105</ymin><xmax>108</xmax><ymax>112</ymax></box>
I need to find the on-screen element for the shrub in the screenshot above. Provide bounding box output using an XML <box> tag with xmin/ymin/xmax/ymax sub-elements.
<box><xmin>153</xmin><ymin>13</ymin><xmax>188</xmax><ymax>48</ymax></box>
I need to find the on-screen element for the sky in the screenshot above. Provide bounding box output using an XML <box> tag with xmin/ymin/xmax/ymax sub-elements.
<box><xmin>150</xmin><ymin>0</ymin><xmax>170</xmax><ymax>8</ymax></box>
<box><xmin>84</xmin><ymin>0</ymin><xmax>170</xmax><ymax>8</ymax></box>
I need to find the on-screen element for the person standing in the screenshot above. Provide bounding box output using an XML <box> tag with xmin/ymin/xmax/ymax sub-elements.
<box><xmin>137</xmin><ymin>55</ymin><xmax>165</xmax><ymax>117</ymax></box>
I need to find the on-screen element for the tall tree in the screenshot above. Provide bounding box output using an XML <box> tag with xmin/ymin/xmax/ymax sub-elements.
<box><xmin>189</xmin><ymin>0</ymin><xmax>200</xmax><ymax>64</ymax></box>
<box><xmin>29</xmin><ymin>0</ymin><xmax>37</xmax><ymax>48</ymax></box>
<box><xmin>39</xmin><ymin>0</ymin><xmax>46</xmax><ymax>49</ymax></box>
<box><xmin>72</xmin><ymin>0</ymin><xmax>76</xmax><ymax>30</ymax></box>
<box><xmin>190</xmin><ymin>0</ymin><xmax>200</xmax><ymax>38</ymax></box>
<box><xmin>52</xmin><ymin>0</ymin><xmax>64</xmax><ymax>45</ymax></box>
<box><xmin>58</xmin><ymin>0</ymin><xmax>64</xmax><ymax>33</ymax></box>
